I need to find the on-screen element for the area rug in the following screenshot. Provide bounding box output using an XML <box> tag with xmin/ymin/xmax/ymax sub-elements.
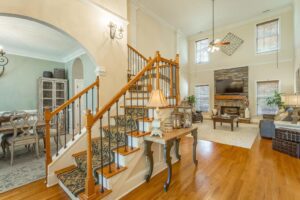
<box><xmin>0</xmin><ymin>147</ymin><xmax>46</xmax><ymax>193</ymax></box>
<box><xmin>192</xmin><ymin>120</ymin><xmax>258</xmax><ymax>149</ymax></box>
<box><xmin>0</xmin><ymin>135</ymin><xmax>71</xmax><ymax>193</ymax></box>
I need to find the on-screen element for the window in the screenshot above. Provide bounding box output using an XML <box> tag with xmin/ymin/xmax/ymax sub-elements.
<box><xmin>256</xmin><ymin>80</ymin><xmax>279</xmax><ymax>115</ymax></box>
<box><xmin>256</xmin><ymin>19</ymin><xmax>279</xmax><ymax>54</ymax></box>
<box><xmin>195</xmin><ymin>39</ymin><xmax>209</xmax><ymax>64</ymax></box>
<box><xmin>195</xmin><ymin>85</ymin><xmax>210</xmax><ymax>112</ymax></box>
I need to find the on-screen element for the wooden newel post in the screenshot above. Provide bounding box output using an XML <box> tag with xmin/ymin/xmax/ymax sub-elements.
<box><xmin>44</xmin><ymin>108</ymin><xmax>52</xmax><ymax>183</ymax></box>
<box><xmin>81</xmin><ymin>110</ymin><xmax>96</xmax><ymax>200</ymax></box>
<box><xmin>175</xmin><ymin>54</ymin><xmax>180</xmax><ymax>105</ymax></box>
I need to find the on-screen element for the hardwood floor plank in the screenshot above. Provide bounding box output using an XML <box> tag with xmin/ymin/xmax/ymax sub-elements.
<box><xmin>1</xmin><ymin>137</ymin><xmax>300</xmax><ymax>200</ymax></box>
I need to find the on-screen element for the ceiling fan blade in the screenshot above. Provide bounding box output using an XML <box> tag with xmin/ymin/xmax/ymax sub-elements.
<box><xmin>214</xmin><ymin>41</ymin><xmax>230</xmax><ymax>46</ymax></box>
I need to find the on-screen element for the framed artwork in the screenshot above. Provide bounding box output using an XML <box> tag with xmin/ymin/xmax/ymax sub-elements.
<box><xmin>221</xmin><ymin>32</ymin><xmax>244</xmax><ymax>56</ymax></box>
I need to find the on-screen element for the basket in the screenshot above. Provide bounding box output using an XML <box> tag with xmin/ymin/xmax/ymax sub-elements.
<box><xmin>275</xmin><ymin>128</ymin><xmax>300</xmax><ymax>143</ymax></box>
<box><xmin>43</xmin><ymin>71</ymin><xmax>53</xmax><ymax>78</ymax></box>
<box><xmin>53</xmin><ymin>68</ymin><xmax>65</xmax><ymax>79</ymax></box>
<box><xmin>272</xmin><ymin>138</ymin><xmax>300</xmax><ymax>158</ymax></box>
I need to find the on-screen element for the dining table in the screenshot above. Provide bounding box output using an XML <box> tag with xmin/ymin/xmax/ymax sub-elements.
<box><xmin>0</xmin><ymin>120</ymin><xmax>46</xmax><ymax>135</ymax></box>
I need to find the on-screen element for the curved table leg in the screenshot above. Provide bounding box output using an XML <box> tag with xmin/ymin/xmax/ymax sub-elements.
<box><xmin>144</xmin><ymin>140</ymin><xmax>153</xmax><ymax>182</ymax></box>
<box><xmin>164</xmin><ymin>140</ymin><xmax>174</xmax><ymax>192</ymax></box>
<box><xmin>174</xmin><ymin>138</ymin><xmax>181</xmax><ymax>160</ymax></box>
<box><xmin>191</xmin><ymin>129</ymin><xmax>198</xmax><ymax>165</ymax></box>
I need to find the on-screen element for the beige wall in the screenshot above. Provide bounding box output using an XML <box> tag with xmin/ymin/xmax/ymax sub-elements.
<box><xmin>128</xmin><ymin>2</ymin><xmax>177</xmax><ymax>59</ymax></box>
<box><xmin>127</xmin><ymin>1</ymin><xmax>188</xmax><ymax>100</ymax></box>
<box><xmin>0</xmin><ymin>0</ymin><xmax>128</xmax><ymax>108</ymax></box>
<box><xmin>188</xmin><ymin>8</ymin><xmax>294</xmax><ymax>117</ymax></box>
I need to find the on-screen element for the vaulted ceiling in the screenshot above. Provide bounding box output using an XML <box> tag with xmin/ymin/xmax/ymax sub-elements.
<box><xmin>0</xmin><ymin>16</ymin><xmax>84</xmax><ymax>62</ymax></box>
<box><xmin>137</xmin><ymin>0</ymin><xmax>293</xmax><ymax>36</ymax></box>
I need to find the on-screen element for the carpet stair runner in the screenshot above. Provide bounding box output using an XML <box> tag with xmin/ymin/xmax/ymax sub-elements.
<box><xmin>56</xmin><ymin>109</ymin><xmax>143</xmax><ymax>197</ymax></box>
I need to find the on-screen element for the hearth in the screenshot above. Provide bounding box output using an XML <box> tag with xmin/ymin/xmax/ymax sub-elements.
<box><xmin>221</xmin><ymin>106</ymin><xmax>240</xmax><ymax>116</ymax></box>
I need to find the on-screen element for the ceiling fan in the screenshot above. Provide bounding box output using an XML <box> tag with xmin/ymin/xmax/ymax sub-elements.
<box><xmin>207</xmin><ymin>0</ymin><xmax>230</xmax><ymax>53</ymax></box>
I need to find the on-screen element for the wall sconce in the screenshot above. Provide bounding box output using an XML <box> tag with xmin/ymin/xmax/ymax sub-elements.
<box><xmin>109</xmin><ymin>22</ymin><xmax>123</xmax><ymax>40</ymax></box>
<box><xmin>0</xmin><ymin>46</ymin><xmax>8</xmax><ymax>77</ymax></box>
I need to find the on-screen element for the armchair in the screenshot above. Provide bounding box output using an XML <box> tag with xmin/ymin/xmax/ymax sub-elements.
<box><xmin>259</xmin><ymin>119</ymin><xmax>275</xmax><ymax>139</ymax></box>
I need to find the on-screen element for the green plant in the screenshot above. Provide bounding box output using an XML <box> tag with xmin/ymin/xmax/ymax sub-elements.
<box><xmin>187</xmin><ymin>95</ymin><xmax>196</xmax><ymax>105</ymax></box>
<box><xmin>266</xmin><ymin>91</ymin><xmax>285</xmax><ymax>109</ymax></box>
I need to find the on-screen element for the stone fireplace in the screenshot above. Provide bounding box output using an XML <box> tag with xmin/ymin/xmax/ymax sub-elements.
<box><xmin>221</xmin><ymin>106</ymin><xmax>240</xmax><ymax>116</ymax></box>
<box><xmin>214</xmin><ymin>66</ymin><xmax>249</xmax><ymax>119</ymax></box>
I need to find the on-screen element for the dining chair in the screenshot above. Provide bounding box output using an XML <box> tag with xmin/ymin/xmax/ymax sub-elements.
<box><xmin>0</xmin><ymin>111</ymin><xmax>15</xmax><ymax>158</ymax></box>
<box><xmin>5</xmin><ymin>113</ymin><xmax>39</xmax><ymax>165</ymax></box>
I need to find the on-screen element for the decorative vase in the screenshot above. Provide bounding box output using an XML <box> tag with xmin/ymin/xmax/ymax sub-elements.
<box><xmin>212</xmin><ymin>108</ymin><xmax>218</xmax><ymax>116</ymax></box>
<box><xmin>245</xmin><ymin>107</ymin><xmax>250</xmax><ymax>118</ymax></box>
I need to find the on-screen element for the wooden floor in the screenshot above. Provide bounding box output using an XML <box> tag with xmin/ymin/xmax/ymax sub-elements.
<box><xmin>1</xmin><ymin>137</ymin><xmax>300</xmax><ymax>200</ymax></box>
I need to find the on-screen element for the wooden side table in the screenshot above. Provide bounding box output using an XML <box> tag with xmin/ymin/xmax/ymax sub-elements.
<box><xmin>143</xmin><ymin>126</ymin><xmax>198</xmax><ymax>191</ymax></box>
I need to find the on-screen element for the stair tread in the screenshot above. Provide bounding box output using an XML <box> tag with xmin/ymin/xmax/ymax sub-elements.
<box><xmin>110</xmin><ymin>115</ymin><xmax>153</xmax><ymax>122</ymax></box>
<box><xmin>96</xmin><ymin>163</ymin><xmax>127</xmax><ymax>179</ymax></box>
<box><xmin>125</xmin><ymin>96</ymin><xmax>176</xmax><ymax>100</ymax></box>
<box><xmin>55</xmin><ymin>165</ymin><xmax>77</xmax><ymax>175</ymax></box>
<box><xmin>78</xmin><ymin>184</ymin><xmax>112</xmax><ymax>200</ymax></box>
<box><xmin>121</xmin><ymin>105</ymin><xmax>175</xmax><ymax>109</ymax></box>
<box><xmin>128</xmin><ymin>131</ymin><xmax>151</xmax><ymax>137</ymax></box>
<box><xmin>112</xmin><ymin>146</ymin><xmax>140</xmax><ymax>156</ymax></box>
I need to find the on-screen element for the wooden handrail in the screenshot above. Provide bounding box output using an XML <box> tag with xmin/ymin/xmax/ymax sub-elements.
<box><xmin>127</xmin><ymin>44</ymin><xmax>149</xmax><ymax>62</ymax></box>
<box><xmin>92</xmin><ymin>58</ymin><xmax>156</xmax><ymax>125</ymax></box>
<box><xmin>50</xmin><ymin>77</ymin><xmax>99</xmax><ymax>117</ymax></box>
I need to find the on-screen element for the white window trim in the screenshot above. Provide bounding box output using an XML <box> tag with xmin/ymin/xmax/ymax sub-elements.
<box><xmin>195</xmin><ymin>38</ymin><xmax>209</xmax><ymax>64</ymax></box>
<box><xmin>255</xmin><ymin>18</ymin><xmax>281</xmax><ymax>56</ymax></box>
<box><xmin>255</xmin><ymin>80</ymin><xmax>281</xmax><ymax>116</ymax></box>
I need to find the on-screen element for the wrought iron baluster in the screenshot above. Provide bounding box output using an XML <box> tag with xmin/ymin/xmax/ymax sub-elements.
<box><xmin>99</xmin><ymin>117</ymin><xmax>104</xmax><ymax>193</ymax></box>
<box><xmin>85</xmin><ymin>92</ymin><xmax>88</xmax><ymax>111</ymax></box>
<box><xmin>142</xmin><ymin>78</ymin><xmax>145</xmax><ymax>133</ymax></box>
<box><xmin>72</xmin><ymin>102</ymin><xmax>75</xmax><ymax>141</ymax></box>
<box><xmin>123</xmin><ymin>93</ymin><xmax>127</xmax><ymax>152</ymax></box>
<box><xmin>108</xmin><ymin>109</ymin><xmax>112</xmax><ymax>173</ymax></box>
<box><xmin>92</xmin><ymin>87</ymin><xmax>94</xmax><ymax>113</ymax></box>
<box><xmin>116</xmin><ymin>101</ymin><xmax>120</xmax><ymax>169</ymax></box>
<box><xmin>64</xmin><ymin>108</ymin><xmax>67</xmax><ymax>148</ymax></box>
<box><xmin>79</xmin><ymin>97</ymin><xmax>81</xmax><ymax>134</ymax></box>
<box><xmin>130</xmin><ymin>89</ymin><xmax>133</xmax><ymax>150</ymax></box>
<box><xmin>56</xmin><ymin>114</ymin><xmax>59</xmax><ymax>156</ymax></box>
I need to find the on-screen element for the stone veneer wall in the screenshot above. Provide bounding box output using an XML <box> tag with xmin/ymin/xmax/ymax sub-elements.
<box><xmin>214</xmin><ymin>66</ymin><xmax>249</xmax><ymax>117</ymax></box>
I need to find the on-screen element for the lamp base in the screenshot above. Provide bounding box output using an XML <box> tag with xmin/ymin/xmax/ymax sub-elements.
<box><xmin>150</xmin><ymin>108</ymin><xmax>163</xmax><ymax>138</ymax></box>
<box><xmin>150</xmin><ymin>128</ymin><xmax>163</xmax><ymax>138</ymax></box>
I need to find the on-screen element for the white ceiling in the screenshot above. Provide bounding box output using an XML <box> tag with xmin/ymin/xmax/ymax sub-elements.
<box><xmin>137</xmin><ymin>0</ymin><xmax>293</xmax><ymax>36</ymax></box>
<box><xmin>0</xmin><ymin>16</ymin><xmax>85</xmax><ymax>63</ymax></box>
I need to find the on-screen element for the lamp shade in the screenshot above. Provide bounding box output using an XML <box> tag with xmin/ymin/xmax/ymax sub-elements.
<box><xmin>147</xmin><ymin>89</ymin><xmax>168</xmax><ymax>108</ymax></box>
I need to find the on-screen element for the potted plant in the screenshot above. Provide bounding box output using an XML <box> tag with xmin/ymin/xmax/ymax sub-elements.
<box><xmin>266</xmin><ymin>91</ymin><xmax>285</xmax><ymax>111</ymax></box>
<box><xmin>187</xmin><ymin>95</ymin><xmax>196</xmax><ymax>107</ymax></box>
<box><xmin>265</xmin><ymin>91</ymin><xmax>285</xmax><ymax>118</ymax></box>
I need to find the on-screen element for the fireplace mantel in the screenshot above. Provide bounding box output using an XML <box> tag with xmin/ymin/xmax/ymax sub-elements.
<box><xmin>215</xmin><ymin>95</ymin><xmax>245</xmax><ymax>100</ymax></box>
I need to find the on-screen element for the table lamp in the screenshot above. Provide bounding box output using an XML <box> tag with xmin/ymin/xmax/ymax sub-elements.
<box><xmin>147</xmin><ymin>89</ymin><xmax>168</xmax><ymax>137</ymax></box>
<box><xmin>287</xmin><ymin>94</ymin><xmax>300</xmax><ymax>124</ymax></box>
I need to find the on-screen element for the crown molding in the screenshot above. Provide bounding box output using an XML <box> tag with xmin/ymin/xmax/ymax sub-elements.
<box><xmin>6</xmin><ymin>47</ymin><xmax>85</xmax><ymax>63</ymax></box>
<box><xmin>189</xmin><ymin>5</ymin><xmax>293</xmax><ymax>40</ymax></box>
<box><xmin>130</xmin><ymin>0</ymin><xmax>177</xmax><ymax>32</ymax></box>
<box><xmin>6</xmin><ymin>49</ymin><xmax>65</xmax><ymax>63</ymax></box>
<box><xmin>63</xmin><ymin>49</ymin><xmax>86</xmax><ymax>63</ymax></box>
<box><xmin>82</xmin><ymin>0</ymin><xmax>129</xmax><ymax>25</ymax></box>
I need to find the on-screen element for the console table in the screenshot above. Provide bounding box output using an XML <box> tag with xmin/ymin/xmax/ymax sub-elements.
<box><xmin>143</xmin><ymin>126</ymin><xmax>198</xmax><ymax>192</ymax></box>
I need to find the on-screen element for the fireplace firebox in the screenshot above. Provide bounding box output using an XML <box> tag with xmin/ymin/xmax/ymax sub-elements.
<box><xmin>221</xmin><ymin>106</ymin><xmax>240</xmax><ymax>116</ymax></box>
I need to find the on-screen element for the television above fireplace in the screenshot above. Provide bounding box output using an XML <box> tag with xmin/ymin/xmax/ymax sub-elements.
<box><xmin>216</xmin><ymin>79</ymin><xmax>244</xmax><ymax>94</ymax></box>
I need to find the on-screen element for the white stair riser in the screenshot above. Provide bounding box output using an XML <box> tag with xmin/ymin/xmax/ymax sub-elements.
<box><xmin>127</xmin><ymin>136</ymin><xmax>140</xmax><ymax>148</ymax></box>
<box><xmin>138</xmin><ymin>121</ymin><xmax>151</xmax><ymax>132</ymax></box>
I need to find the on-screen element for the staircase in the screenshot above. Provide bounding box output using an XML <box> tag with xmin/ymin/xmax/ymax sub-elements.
<box><xmin>44</xmin><ymin>46</ymin><xmax>180</xmax><ymax>199</ymax></box>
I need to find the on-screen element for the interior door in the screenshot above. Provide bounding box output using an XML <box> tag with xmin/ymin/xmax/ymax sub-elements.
<box><xmin>74</xmin><ymin>79</ymin><xmax>85</xmax><ymax>133</ymax></box>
